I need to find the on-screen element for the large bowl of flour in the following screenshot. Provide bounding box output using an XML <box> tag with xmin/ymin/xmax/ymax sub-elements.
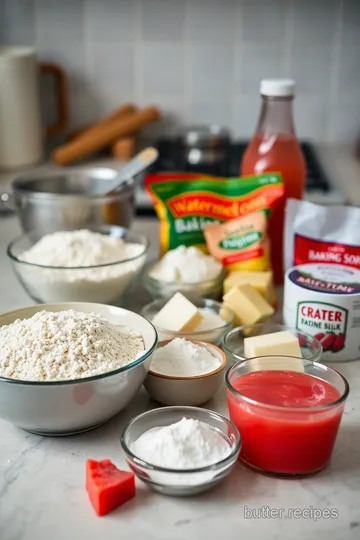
<box><xmin>7</xmin><ymin>226</ymin><xmax>149</xmax><ymax>305</ymax></box>
<box><xmin>0</xmin><ymin>302</ymin><xmax>158</xmax><ymax>435</ymax></box>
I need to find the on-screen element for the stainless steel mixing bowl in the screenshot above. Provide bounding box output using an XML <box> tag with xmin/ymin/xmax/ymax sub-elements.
<box><xmin>11</xmin><ymin>166</ymin><xmax>135</xmax><ymax>233</ymax></box>
<box><xmin>0</xmin><ymin>302</ymin><xmax>158</xmax><ymax>436</ymax></box>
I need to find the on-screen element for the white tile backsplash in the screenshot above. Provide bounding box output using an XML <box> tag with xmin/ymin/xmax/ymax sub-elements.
<box><xmin>86</xmin><ymin>0</ymin><xmax>136</xmax><ymax>43</ymax></box>
<box><xmin>0</xmin><ymin>0</ymin><xmax>35</xmax><ymax>45</ymax></box>
<box><xmin>337</xmin><ymin>46</ymin><xmax>360</xmax><ymax>101</ymax></box>
<box><xmin>328</xmin><ymin>99</ymin><xmax>360</xmax><ymax>144</ymax></box>
<box><xmin>241</xmin><ymin>0</ymin><xmax>288</xmax><ymax>43</ymax></box>
<box><xmin>290</xmin><ymin>44</ymin><xmax>333</xmax><ymax>96</ymax></box>
<box><xmin>188</xmin><ymin>100</ymin><xmax>234</xmax><ymax>128</ymax></box>
<box><xmin>188</xmin><ymin>44</ymin><xmax>233</xmax><ymax>100</ymax></box>
<box><xmin>140</xmin><ymin>43</ymin><xmax>185</xmax><ymax>95</ymax></box>
<box><xmin>35</xmin><ymin>0</ymin><xmax>84</xmax><ymax>45</ymax></box>
<box><xmin>1</xmin><ymin>0</ymin><xmax>359</xmax><ymax>143</ymax></box>
<box><xmin>141</xmin><ymin>0</ymin><xmax>186</xmax><ymax>41</ymax></box>
<box><xmin>67</xmin><ymin>81</ymin><xmax>96</xmax><ymax>128</ymax></box>
<box><xmin>186</xmin><ymin>0</ymin><xmax>236</xmax><ymax>43</ymax></box>
<box><xmin>292</xmin><ymin>0</ymin><xmax>340</xmax><ymax>45</ymax></box>
<box><xmin>233</xmin><ymin>96</ymin><xmax>261</xmax><ymax>139</ymax></box>
<box><xmin>293</xmin><ymin>97</ymin><xmax>328</xmax><ymax>141</ymax></box>
<box><xmin>88</xmin><ymin>43</ymin><xmax>135</xmax><ymax>91</ymax></box>
<box><xmin>342</xmin><ymin>0</ymin><xmax>360</xmax><ymax>48</ymax></box>
<box><xmin>235</xmin><ymin>43</ymin><xmax>286</xmax><ymax>96</ymax></box>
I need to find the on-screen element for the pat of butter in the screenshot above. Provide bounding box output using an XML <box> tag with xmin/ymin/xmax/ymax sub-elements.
<box><xmin>223</xmin><ymin>271</ymin><xmax>275</xmax><ymax>305</ymax></box>
<box><xmin>151</xmin><ymin>292</ymin><xmax>203</xmax><ymax>332</ymax></box>
<box><xmin>244</xmin><ymin>330</ymin><xmax>303</xmax><ymax>363</ymax></box>
<box><xmin>223</xmin><ymin>284</ymin><xmax>274</xmax><ymax>327</ymax></box>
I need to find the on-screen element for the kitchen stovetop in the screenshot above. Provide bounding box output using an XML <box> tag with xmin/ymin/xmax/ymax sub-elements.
<box><xmin>149</xmin><ymin>140</ymin><xmax>330</xmax><ymax>192</ymax></box>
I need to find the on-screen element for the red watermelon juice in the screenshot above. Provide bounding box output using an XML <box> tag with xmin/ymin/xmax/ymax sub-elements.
<box><xmin>226</xmin><ymin>358</ymin><xmax>349</xmax><ymax>476</ymax></box>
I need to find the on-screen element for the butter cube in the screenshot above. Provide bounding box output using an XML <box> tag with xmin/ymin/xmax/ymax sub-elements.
<box><xmin>223</xmin><ymin>271</ymin><xmax>275</xmax><ymax>305</ymax></box>
<box><xmin>223</xmin><ymin>284</ymin><xmax>274</xmax><ymax>327</ymax></box>
<box><xmin>244</xmin><ymin>331</ymin><xmax>302</xmax><ymax>359</ymax></box>
<box><xmin>151</xmin><ymin>292</ymin><xmax>203</xmax><ymax>332</ymax></box>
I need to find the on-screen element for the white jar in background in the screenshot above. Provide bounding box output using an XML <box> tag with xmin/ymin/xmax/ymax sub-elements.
<box><xmin>283</xmin><ymin>263</ymin><xmax>360</xmax><ymax>362</ymax></box>
<box><xmin>0</xmin><ymin>47</ymin><xmax>68</xmax><ymax>170</ymax></box>
<box><xmin>0</xmin><ymin>47</ymin><xmax>43</xmax><ymax>169</ymax></box>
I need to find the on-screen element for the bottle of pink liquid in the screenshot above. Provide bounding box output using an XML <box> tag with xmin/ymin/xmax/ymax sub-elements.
<box><xmin>241</xmin><ymin>79</ymin><xmax>305</xmax><ymax>284</ymax></box>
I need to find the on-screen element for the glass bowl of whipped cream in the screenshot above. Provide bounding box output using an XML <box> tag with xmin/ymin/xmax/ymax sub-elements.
<box><xmin>121</xmin><ymin>406</ymin><xmax>241</xmax><ymax>496</ymax></box>
<box><xmin>143</xmin><ymin>245</ymin><xmax>226</xmax><ymax>300</ymax></box>
<box><xmin>7</xmin><ymin>225</ymin><xmax>149</xmax><ymax>305</ymax></box>
<box><xmin>141</xmin><ymin>297</ymin><xmax>234</xmax><ymax>345</ymax></box>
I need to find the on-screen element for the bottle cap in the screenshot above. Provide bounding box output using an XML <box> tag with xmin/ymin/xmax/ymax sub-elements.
<box><xmin>260</xmin><ymin>79</ymin><xmax>295</xmax><ymax>97</ymax></box>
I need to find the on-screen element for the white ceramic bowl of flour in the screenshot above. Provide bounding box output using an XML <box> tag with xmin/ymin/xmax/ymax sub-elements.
<box><xmin>0</xmin><ymin>302</ymin><xmax>158</xmax><ymax>435</ymax></box>
<box><xmin>7</xmin><ymin>226</ymin><xmax>149</xmax><ymax>305</ymax></box>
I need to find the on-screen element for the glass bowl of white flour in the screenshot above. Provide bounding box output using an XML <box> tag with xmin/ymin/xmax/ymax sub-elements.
<box><xmin>7</xmin><ymin>226</ymin><xmax>149</xmax><ymax>305</ymax></box>
<box><xmin>121</xmin><ymin>406</ymin><xmax>241</xmax><ymax>496</ymax></box>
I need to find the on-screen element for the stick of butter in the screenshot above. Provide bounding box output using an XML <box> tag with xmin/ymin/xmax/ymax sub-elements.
<box><xmin>151</xmin><ymin>292</ymin><xmax>203</xmax><ymax>332</ymax></box>
<box><xmin>244</xmin><ymin>331</ymin><xmax>304</xmax><ymax>372</ymax></box>
<box><xmin>223</xmin><ymin>284</ymin><xmax>274</xmax><ymax>327</ymax></box>
<box><xmin>223</xmin><ymin>270</ymin><xmax>276</xmax><ymax>305</ymax></box>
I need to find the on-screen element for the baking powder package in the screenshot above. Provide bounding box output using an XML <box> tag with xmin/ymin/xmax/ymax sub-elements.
<box><xmin>284</xmin><ymin>199</ymin><xmax>360</xmax><ymax>272</ymax></box>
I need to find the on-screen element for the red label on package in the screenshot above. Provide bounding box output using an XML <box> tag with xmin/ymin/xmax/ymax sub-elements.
<box><xmin>222</xmin><ymin>247</ymin><xmax>263</xmax><ymax>266</ymax></box>
<box><xmin>294</xmin><ymin>234</ymin><xmax>360</xmax><ymax>270</ymax></box>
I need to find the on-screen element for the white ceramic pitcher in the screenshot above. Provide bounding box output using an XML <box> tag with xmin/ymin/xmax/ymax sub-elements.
<box><xmin>0</xmin><ymin>46</ymin><xmax>68</xmax><ymax>170</ymax></box>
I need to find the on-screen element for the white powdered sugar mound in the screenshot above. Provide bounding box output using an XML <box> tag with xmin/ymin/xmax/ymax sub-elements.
<box><xmin>149</xmin><ymin>245</ymin><xmax>222</xmax><ymax>283</ymax></box>
<box><xmin>131</xmin><ymin>417</ymin><xmax>231</xmax><ymax>469</ymax></box>
<box><xmin>150</xmin><ymin>338</ymin><xmax>221</xmax><ymax>377</ymax></box>
<box><xmin>0</xmin><ymin>309</ymin><xmax>144</xmax><ymax>382</ymax></box>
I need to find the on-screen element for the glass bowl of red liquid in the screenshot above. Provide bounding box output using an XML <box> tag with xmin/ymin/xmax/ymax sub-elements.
<box><xmin>226</xmin><ymin>356</ymin><xmax>349</xmax><ymax>477</ymax></box>
<box><xmin>222</xmin><ymin>323</ymin><xmax>322</xmax><ymax>364</ymax></box>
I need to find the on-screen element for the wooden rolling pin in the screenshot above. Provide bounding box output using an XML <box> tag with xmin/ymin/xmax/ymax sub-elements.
<box><xmin>111</xmin><ymin>136</ymin><xmax>137</xmax><ymax>162</ymax></box>
<box><xmin>52</xmin><ymin>106</ymin><xmax>160</xmax><ymax>166</ymax></box>
<box><xmin>65</xmin><ymin>103</ymin><xmax>137</xmax><ymax>142</ymax></box>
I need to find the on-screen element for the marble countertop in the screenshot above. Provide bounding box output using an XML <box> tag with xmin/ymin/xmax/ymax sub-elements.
<box><xmin>0</xmin><ymin>216</ymin><xmax>360</xmax><ymax>540</ymax></box>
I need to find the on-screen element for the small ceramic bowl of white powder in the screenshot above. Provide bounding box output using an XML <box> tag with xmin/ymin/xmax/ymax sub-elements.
<box><xmin>144</xmin><ymin>338</ymin><xmax>227</xmax><ymax>406</ymax></box>
<box><xmin>7</xmin><ymin>226</ymin><xmax>149</xmax><ymax>305</ymax></box>
<box><xmin>121</xmin><ymin>406</ymin><xmax>241</xmax><ymax>496</ymax></box>
<box><xmin>141</xmin><ymin>297</ymin><xmax>234</xmax><ymax>344</ymax></box>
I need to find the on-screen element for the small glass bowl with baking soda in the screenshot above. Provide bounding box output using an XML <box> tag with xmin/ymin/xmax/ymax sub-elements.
<box><xmin>120</xmin><ymin>406</ymin><xmax>241</xmax><ymax>496</ymax></box>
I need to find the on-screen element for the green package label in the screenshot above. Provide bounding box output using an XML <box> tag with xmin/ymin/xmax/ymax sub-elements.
<box><xmin>145</xmin><ymin>172</ymin><xmax>284</xmax><ymax>253</ymax></box>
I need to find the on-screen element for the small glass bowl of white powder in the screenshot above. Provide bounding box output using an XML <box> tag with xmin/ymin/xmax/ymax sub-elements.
<box><xmin>7</xmin><ymin>226</ymin><xmax>149</xmax><ymax>305</ymax></box>
<box><xmin>141</xmin><ymin>297</ymin><xmax>234</xmax><ymax>344</ymax></box>
<box><xmin>143</xmin><ymin>245</ymin><xmax>225</xmax><ymax>300</ymax></box>
<box><xmin>121</xmin><ymin>406</ymin><xmax>241</xmax><ymax>496</ymax></box>
<box><xmin>144</xmin><ymin>338</ymin><xmax>227</xmax><ymax>406</ymax></box>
